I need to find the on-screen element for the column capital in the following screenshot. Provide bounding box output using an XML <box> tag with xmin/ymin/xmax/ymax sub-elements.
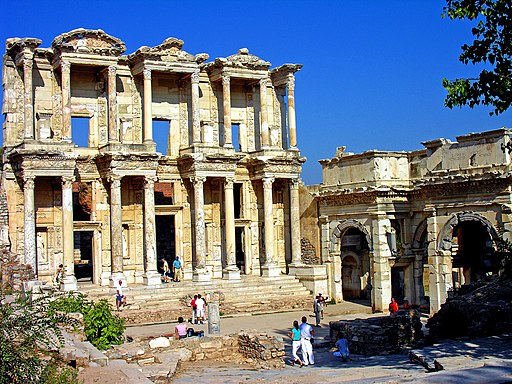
<box><xmin>224</xmin><ymin>177</ymin><xmax>235</xmax><ymax>189</ymax></box>
<box><xmin>22</xmin><ymin>59</ymin><xmax>33</xmax><ymax>71</ymax></box>
<box><xmin>108</xmin><ymin>175</ymin><xmax>122</xmax><ymax>188</ymax></box>
<box><xmin>263</xmin><ymin>177</ymin><xmax>274</xmax><ymax>189</ymax></box>
<box><xmin>192</xmin><ymin>176</ymin><xmax>206</xmax><ymax>187</ymax></box>
<box><xmin>290</xmin><ymin>178</ymin><xmax>300</xmax><ymax>189</ymax></box>
<box><xmin>143</xmin><ymin>175</ymin><xmax>157</xmax><ymax>189</ymax></box>
<box><xmin>287</xmin><ymin>75</ymin><xmax>295</xmax><ymax>91</ymax></box>
<box><xmin>222</xmin><ymin>74</ymin><xmax>230</xmax><ymax>85</ymax></box>
<box><xmin>143</xmin><ymin>67</ymin><xmax>151</xmax><ymax>80</ymax></box>
<box><xmin>61</xmin><ymin>175</ymin><xmax>75</xmax><ymax>188</ymax></box>
<box><xmin>61</xmin><ymin>60</ymin><xmax>71</xmax><ymax>72</ymax></box>
<box><xmin>23</xmin><ymin>175</ymin><xmax>35</xmax><ymax>189</ymax></box>
<box><xmin>108</xmin><ymin>65</ymin><xmax>117</xmax><ymax>76</ymax></box>
<box><xmin>191</xmin><ymin>71</ymin><xmax>200</xmax><ymax>84</ymax></box>
<box><xmin>259</xmin><ymin>78</ymin><xmax>268</xmax><ymax>88</ymax></box>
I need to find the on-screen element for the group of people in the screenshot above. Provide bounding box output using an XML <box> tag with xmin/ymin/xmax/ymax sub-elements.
<box><xmin>190</xmin><ymin>293</ymin><xmax>207</xmax><ymax>324</ymax></box>
<box><xmin>389</xmin><ymin>297</ymin><xmax>412</xmax><ymax>315</ymax></box>
<box><xmin>313</xmin><ymin>293</ymin><xmax>327</xmax><ymax>327</ymax></box>
<box><xmin>161</xmin><ymin>255</ymin><xmax>183</xmax><ymax>283</ymax></box>
<box><xmin>288</xmin><ymin>316</ymin><xmax>316</xmax><ymax>367</ymax></box>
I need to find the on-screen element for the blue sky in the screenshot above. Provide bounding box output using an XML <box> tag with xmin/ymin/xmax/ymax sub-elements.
<box><xmin>2</xmin><ymin>0</ymin><xmax>510</xmax><ymax>184</ymax></box>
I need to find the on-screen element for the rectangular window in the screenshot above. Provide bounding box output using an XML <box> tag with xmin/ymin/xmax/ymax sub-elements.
<box><xmin>71</xmin><ymin>117</ymin><xmax>90</xmax><ymax>148</ymax></box>
<box><xmin>153</xmin><ymin>120</ymin><xmax>170</xmax><ymax>155</ymax></box>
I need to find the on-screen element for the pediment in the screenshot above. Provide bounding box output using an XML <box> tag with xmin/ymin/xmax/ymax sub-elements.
<box><xmin>130</xmin><ymin>37</ymin><xmax>208</xmax><ymax>64</ymax></box>
<box><xmin>207</xmin><ymin>48</ymin><xmax>271</xmax><ymax>71</ymax></box>
<box><xmin>52</xmin><ymin>28</ymin><xmax>126</xmax><ymax>56</ymax></box>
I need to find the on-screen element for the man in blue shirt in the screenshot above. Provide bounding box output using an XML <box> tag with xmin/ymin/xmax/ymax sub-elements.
<box><xmin>299</xmin><ymin>316</ymin><xmax>315</xmax><ymax>365</ymax></box>
<box><xmin>173</xmin><ymin>255</ymin><xmax>182</xmax><ymax>282</ymax></box>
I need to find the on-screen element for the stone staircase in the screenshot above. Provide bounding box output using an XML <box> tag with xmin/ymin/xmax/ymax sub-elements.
<box><xmin>78</xmin><ymin>275</ymin><xmax>312</xmax><ymax>314</ymax></box>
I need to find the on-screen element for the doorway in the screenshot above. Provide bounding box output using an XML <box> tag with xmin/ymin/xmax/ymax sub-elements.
<box><xmin>156</xmin><ymin>215</ymin><xmax>176</xmax><ymax>274</ymax></box>
<box><xmin>235</xmin><ymin>227</ymin><xmax>245</xmax><ymax>273</ymax></box>
<box><xmin>391</xmin><ymin>267</ymin><xmax>405</xmax><ymax>303</ymax></box>
<box><xmin>74</xmin><ymin>231</ymin><xmax>93</xmax><ymax>281</ymax></box>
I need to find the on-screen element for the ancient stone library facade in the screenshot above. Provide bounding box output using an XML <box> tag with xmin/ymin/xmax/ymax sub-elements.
<box><xmin>301</xmin><ymin>128</ymin><xmax>512</xmax><ymax>313</ymax></box>
<box><xmin>1</xmin><ymin>29</ymin><xmax>304</xmax><ymax>290</ymax></box>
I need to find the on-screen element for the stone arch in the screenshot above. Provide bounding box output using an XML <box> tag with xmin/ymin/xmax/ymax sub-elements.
<box><xmin>437</xmin><ymin>211</ymin><xmax>500</xmax><ymax>251</ymax></box>
<box><xmin>329</xmin><ymin>219</ymin><xmax>373</xmax><ymax>253</ymax></box>
<box><xmin>412</xmin><ymin>219</ymin><xmax>428</xmax><ymax>250</ymax></box>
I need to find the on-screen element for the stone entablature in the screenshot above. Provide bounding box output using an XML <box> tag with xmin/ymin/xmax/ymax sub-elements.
<box><xmin>1</xmin><ymin>29</ymin><xmax>304</xmax><ymax>289</ymax></box>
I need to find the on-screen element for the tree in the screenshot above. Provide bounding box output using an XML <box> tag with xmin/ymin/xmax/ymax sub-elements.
<box><xmin>442</xmin><ymin>0</ymin><xmax>512</xmax><ymax>115</ymax></box>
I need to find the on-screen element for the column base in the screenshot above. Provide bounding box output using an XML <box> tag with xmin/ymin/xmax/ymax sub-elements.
<box><xmin>222</xmin><ymin>266</ymin><xmax>241</xmax><ymax>280</ymax></box>
<box><xmin>192</xmin><ymin>268</ymin><xmax>211</xmax><ymax>282</ymax></box>
<box><xmin>261</xmin><ymin>263</ymin><xmax>281</xmax><ymax>277</ymax></box>
<box><xmin>110</xmin><ymin>272</ymin><xmax>127</xmax><ymax>288</ymax></box>
<box><xmin>143</xmin><ymin>271</ymin><xmax>162</xmax><ymax>286</ymax></box>
<box><xmin>287</xmin><ymin>262</ymin><xmax>305</xmax><ymax>276</ymax></box>
<box><xmin>60</xmin><ymin>275</ymin><xmax>78</xmax><ymax>291</ymax></box>
<box><xmin>100</xmin><ymin>272</ymin><xmax>111</xmax><ymax>286</ymax></box>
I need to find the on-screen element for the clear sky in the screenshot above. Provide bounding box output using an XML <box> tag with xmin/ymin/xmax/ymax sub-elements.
<box><xmin>2</xmin><ymin>0</ymin><xmax>510</xmax><ymax>184</ymax></box>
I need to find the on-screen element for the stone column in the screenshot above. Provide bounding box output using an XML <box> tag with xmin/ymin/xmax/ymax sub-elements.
<box><xmin>109</xmin><ymin>175</ymin><xmax>126</xmax><ymax>286</ymax></box>
<box><xmin>260</xmin><ymin>78</ymin><xmax>269</xmax><ymax>148</ymax></box>
<box><xmin>192</xmin><ymin>176</ymin><xmax>210</xmax><ymax>282</ymax></box>
<box><xmin>61</xmin><ymin>61</ymin><xmax>72</xmax><ymax>141</ymax></box>
<box><xmin>23</xmin><ymin>59</ymin><xmax>34</xmax><ymax>140</ymax></box>
<box><xmin>261</xmin><ymin>177</ymin><xmax>280</xmax><ymax>277</ymax></box>
<box><xmin>23</xmin><ymin>176</ymin><xmax>36</xmax><ymax>270</ymax></box>
<box><xmin>222</xmin><ymin>75</ymin><xmax>232</xmax><ymax>147</ymax></box>
<box><xmin>371</xmin><ymin>216</ymin><xmax>392</xmax><ymax>312</ymax></box>
<box><xmin>107</xmin><ymin>65</ymin><xmax>119</xmax><ymax>142</ymax></box>
<box><xmin>143</xmin><ymin>68</ymin><xmax>153</xmax><ymax>143</ymax></box>
<box><xmin>61</xmin><ymin>176</ymin><xmax>77</xmax><ymax>291</ymax></box>
<box><xmin>191</xmin><ymin>71</ymin><xmax>201</xmax><ymax>144</ymax></box>
<box><xmin>223</xmin><ymin>177</ymin><xmax>240</xmax><ymax>280</ymax></box>
<box><xmin>425</xmin><ymin>207</ymin><xmax>447</xmax><ymax>314</ymax></box>
<box><xmin>288</xmin><ymin>178</ymin><xmax>302</xmax><ymax>265</ymax></box>
<box><xmin>288</xmin><ymin>77</ymin><xmax>297</xmax><ymax>148</ymax></box>
<box><xmin>143</xmin><ymin>176</ymin><xmax>161</xmax><ymax>285</ymax></box>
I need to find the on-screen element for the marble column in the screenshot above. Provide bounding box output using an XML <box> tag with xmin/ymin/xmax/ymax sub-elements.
<box><xmin>223</xmin><ymin>177</ymin><xmax>240</xmax><ymax>280</ymax></box>
<box><xmin>23</xmin><ymin>175</ymin><xmax>36</xmax><ymax>271</ymax></box>
<box><xmin>61</xmin><ymin>176</ymin><xmax>77</xmax><ymax>291</ymax></box>
<box><xmin>108</xmin><ymin>65</ymin><xmax>119</xmax><ymax>142</ymax></box>
<box><xmin>289</xmin><ymin>178</ymin><xmax>302</xmax><ymax>265</ymax></box>
<box><xmin>261</xmin><ymin>177</ymin><xmax>280</xmax><ymax>276</ymax></box>
<box><xmin>61</xmin><ymin>61</ymin><xmax>72</xmax><ymax>141</ymax></box>
<box><xmin>23</xmin><ymin>58</ymin><xmax>34</xmax><ymax>140</ymax></box>
<box><xmin>288</xmin><ymin>77</ymin><xmax>297</xmax><ymax>148</ymax></box>
<box><xmin>143</xmin><ymin>68</ymin><xmax>153</xmax><ymax>143</ymax></box>
<box><xmin>191</xmin><ymin>71</ymin><xmax>201</xmax><ymax>144</ymax></box>
<box><xmin>192</xmin><ymin>176</ymin><xmax>210</xmax><ymax>281</ymax></box>
<box><xmin>260</xmin><ymin>78</ymin><xmax>269</xmax><ymax>148</ymax></box>
<box><xmin>109</xmin><ymin>175</ymin><xmax>126</xmax><ymax>286</ymax></box>
<box><xmin>143</xmin><ymin>176</ymin><xmax>161</xmax><ymax>285</ymax></box>
<box><xmin>371</xmin><ymin>216</ymin><xmax>392</xmax><ymax>312</ymax></box>
<box><xmin>222</xmin><ymin>75</ymin><xmax>232</xmax><ymax>147</ymax></box>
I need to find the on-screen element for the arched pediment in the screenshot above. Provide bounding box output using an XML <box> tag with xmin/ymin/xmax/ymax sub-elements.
<box><xmin>129</xmin><ymin>37</ymin><xmax>208</xmax><ymax>64</ymax></box>
<box><xmin>52</xmin><ymin>28</ymin><xmax>126</xmax><ymax>56</ymax></box>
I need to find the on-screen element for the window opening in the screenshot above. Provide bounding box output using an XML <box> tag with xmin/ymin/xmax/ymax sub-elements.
<box><xmin>153</xmin><ymin>120</ymin><xmax>170</xmax><ymax>155</ymax></box>
<box><xmin>232</xmin><ymin>123</ymin><xmax>241</xmax><ymax>152</ymax></box>
<box><xmin>234</xmin><ymin>183</ymin><xmax>242</xmax><ymax>219</ymax></box>
<box><xmin>71</xmin><ymin>117</ymin><xmax>91</xmax><ymax>148</ymax></box>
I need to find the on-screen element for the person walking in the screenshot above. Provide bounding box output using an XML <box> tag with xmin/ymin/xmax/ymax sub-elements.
<box><xmin>190</xmin><ymin>294</ymin><xmax>198</xmax><ymax>324</ymax></box>
<box><xmin>299</xmin><ymin>316</ymin><xmax>315</xmax><ymax>365</ymax></box>
<box><xmin>288</xmin><ymin>320</ymin><xmax>304</xmax><ymax>367</ymax></box>
<box><xmin>115</xmin><ymin>279</ymin><xmax>127</xmax><ymax>311</ymax></box>
<box><xmin>173</xmin><ymin>255</ymin><xmax>182</xmax><ymax>282</ymax></box>
<box><xmin>195</xmin><ymin>294</ymin><xmax>206</xmax><ymax>324</ymax></box>
<box><xmin>161</xmin><ymin>258</ymin><xmax>171</xmax><ymax>283</ymax></box>
<box><xmin>313</xmin><ymin>295</ymin><xmax>322</xmax><ymax>327</ymax></box>
<box><xmin>389</xmin><ymin>297</ymin><xmax>398</xmax><ymax>315</ymax></box>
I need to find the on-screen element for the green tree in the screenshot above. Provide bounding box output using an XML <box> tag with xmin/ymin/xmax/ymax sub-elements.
<box><xmin>442</xmin><ymin>0</ymin><xmax>512</xmax><ymax>115</ymax></box>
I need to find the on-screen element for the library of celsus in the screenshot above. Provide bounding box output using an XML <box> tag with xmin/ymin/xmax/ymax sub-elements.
<box><xmin>1</xmin><ymin>29</ymin><xmax>304</xmax><ymax>290</ymax></box>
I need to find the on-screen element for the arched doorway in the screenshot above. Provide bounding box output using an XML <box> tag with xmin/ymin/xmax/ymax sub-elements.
<box><xmin>340</xmin><ymin>228</ymin><xmax>371</xmax><ymax>299</ymax></box>
<box><xmin>451</xmin><ymin>220</ymin><xmax>497</xmax><ymax>286</ymax></box>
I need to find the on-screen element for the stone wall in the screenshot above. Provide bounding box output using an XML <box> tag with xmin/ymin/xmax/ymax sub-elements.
<box><xmin>329</xmin><ymin>310</ymin><xmax>423</xmax><ymax>355</ymax></box>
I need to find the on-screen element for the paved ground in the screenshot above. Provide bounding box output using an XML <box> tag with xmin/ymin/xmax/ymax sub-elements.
<box><xmin>123</xmin><ymin>301</ymin><xmax>512</xmax><ymax>383</ymax></box>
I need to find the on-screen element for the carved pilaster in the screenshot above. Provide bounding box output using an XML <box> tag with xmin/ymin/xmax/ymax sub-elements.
<box><xmin>109</xmin><ymin>175</ymin><xmax>125</xmax><ymax>285</ymax></box>
<box><xmin>223</xmin><ymin>176</ymin><xmax>239</xmax><ymax>279</ymax></box>
<box><xmin>262</xmin><ymin>177</ymin><xmax>279</xmax><ymax>277</ymax></box>
<box><xmin>143</xmin><ymin>176</ymin><xmax>161</xmax><ymax>285</ymax></box>
<box><xmin>23</xmin><ymin>175</ymin><xmax>36</xmax><ymax>269</ymax></box>
<box><xmin>108</xmin><ymin>65</ymin><xmax>118</xmax><ymax>142</ymax></box>
<box><xmin>61</xmin><ymin>61</ymin><xmax>71</xmax><ymax>141</ymax></box>
<box><xmin>61</xmin><ymin>175</ymin><xmax>77</xmax><ymax>290</ymax></box>
<box><xmin>289</xmin><ymin>178</ymin><xmax>301</xmax><ymax>265</ymax></box>
<box><xmin>222</xmin><ymin>75</ymin><xmax>232</xmax><ymax>147</ymax></box>
<box><xmin>23</xmin><ymin>59</ymin><xmax>34</xmax><ymax>140</ymax></box>
<box><xmin>260</xmin><ymin>78</ymin><xmax>269</xmax><ymax>147</ymax></box>
<box><xmin>143</xmin><ymin>68</ymin><xmax>153</xmax><ymax>142</ymax></box>
<box><xmin>191</xmin><ymin>176</ymin><xmax>209</xmax><ymax>281</ymax></box>
<box><xmin>191</xmin><ymin>71</ymin><xmax>201</xmax><ymax>144</ymax></box>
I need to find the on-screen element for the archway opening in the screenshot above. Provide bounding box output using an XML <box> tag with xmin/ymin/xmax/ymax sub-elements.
<box><xmin>451</xmin><ymin>221</ymin><xmax>497</xmax><ymax>287</ymax></box>
<box><xmin>340</xmin><ymin>228</ymin><xmax>371</xmax><ymax>300</ymax></box>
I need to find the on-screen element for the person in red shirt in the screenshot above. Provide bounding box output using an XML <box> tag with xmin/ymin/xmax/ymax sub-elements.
<box><xmin>389</xmin><ymin>297</ymin><xmax>398</xmax><ymax>315</ymax></box>
<box><xmin>190</xmin><ymin>294</ymin><xmax>198</xmax><ymax>324</ymax></box>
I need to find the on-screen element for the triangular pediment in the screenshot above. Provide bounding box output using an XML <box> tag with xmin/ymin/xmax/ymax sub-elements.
<box><xmin>52</xmin><ymin>28</ymin><xmax>126</xmax><ymax>56</ymax></box>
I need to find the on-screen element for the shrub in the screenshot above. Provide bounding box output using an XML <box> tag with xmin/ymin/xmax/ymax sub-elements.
<box><xmin>83</xmin><ymin>299</ymin><xmax>125</xmax><ymax>350</ymax></box>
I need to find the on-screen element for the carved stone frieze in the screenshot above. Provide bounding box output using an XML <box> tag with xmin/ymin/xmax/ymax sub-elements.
<box><xmin>51</xmin><ymin>28</ymin><xmax>126</xmax><ymax>56</ymax></box>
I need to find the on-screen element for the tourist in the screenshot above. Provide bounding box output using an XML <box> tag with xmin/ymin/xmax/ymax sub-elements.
<box><xmin>175</xmin><ymin>316</ymin><xmax>188</xmax><ymax>340</ymax></box>
<box><xmin>313</xmin><ymin>295</ymin><xmax>322</xmax><ymax>327</ymax></box>
<box><xmin>317</xmin><ymin>293</ymin><xmax>327</xmax><ymax>319</ymax></box>
<box><xmin>55</xmin><ymin>264</ymin><xmax>64</xmax><ymax>285</ymax></box>
<box><xmin>299</xmin><ymin>316</ymin><xmax>315</xmax><ymax>365</ymax></box>
<box><xmin>389</xmin><ymin>297</ymin><xmax>398</xmax><ymax>315</ymax></box>
<box><xmin>333</xmin><ymin>332</ymin><xmax>350</xmax><ymax>362</ymax></box>
<box><xmin>161</xmin><ymin>258</ymin><xmax>171</xmax><ymax>283</ymax></box>
<box><xmin>173</xmin><ymin>255</ymin><xmax>182</xmax><ymax>282</ymax></box>
<box><xmin>115</xmin><ymin>279</ymin><xmax>127</xmax><ymax>311</ymax></box>
<box><xmin>195</xmin><ymin>293</ymin><xmax>206</xmax><ymax>324</ymax></box>
<box><xmin>190</xmin><ymin>294</ymin><xmax>198</xmax><ymax>324</ymax></box>
<box><xmin>403</xmin><ymin>299</ymin><xmax>412</xmax><ymax>310</ymax></box>
<box><xmin>288</xmin><ymin>320</ymin><xmax>304</xmax><ymax>367</ymax></box>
